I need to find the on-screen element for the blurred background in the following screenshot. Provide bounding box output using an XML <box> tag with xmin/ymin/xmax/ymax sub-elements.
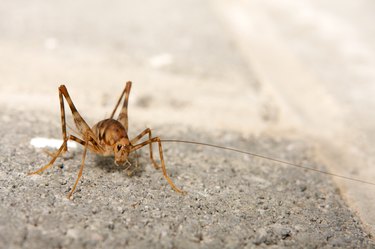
<box><xmin>1</xmin><ymin>0</ymin><xmax>375</xmax><ymax>233</ymax></box>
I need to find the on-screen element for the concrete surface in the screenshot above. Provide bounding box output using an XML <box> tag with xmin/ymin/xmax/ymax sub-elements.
<box><xmin>215</xmin><ymin>0</ymin><xmax>375</xmax><ymax>237</ymax></box>
<box><xmin>1</xmin><ymin>109</ymin><xmax>374</xmax><ymax>248</ymax></box>
<box><xmin>1</xmin><ymin>0</ymin><xmax>375</xmax><ymax>248</ymax></box>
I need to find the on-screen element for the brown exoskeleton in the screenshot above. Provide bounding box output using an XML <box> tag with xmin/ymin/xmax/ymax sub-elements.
<box><xmin>28</xmin><ymin>82</ymin><xmax>185</xmax><ymax>198</ymax></box>
<box><xmin>29</xmin><ymin>82</ymin><xmax>375</xmax><ymax>200</ymax></box>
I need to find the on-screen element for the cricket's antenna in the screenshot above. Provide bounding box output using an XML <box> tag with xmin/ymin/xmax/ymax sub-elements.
<box><xmin>161</xmin><ymin>139</ymin><xmax>375</xmax><ymax>187</ymax></box>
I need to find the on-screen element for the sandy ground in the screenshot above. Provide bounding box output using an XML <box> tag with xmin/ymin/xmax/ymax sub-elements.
<box><xmin>1</xmin><ymin>0</ymin><xmax>375</xmax><ymax>248</ymax></box>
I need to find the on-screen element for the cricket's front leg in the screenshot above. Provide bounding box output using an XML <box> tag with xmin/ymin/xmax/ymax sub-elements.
<box><xmin>131</xmin><ymin>137</ymin><xmax>186</xmax><ymax>194</ymax></box>
<box><xmin>131</xmin><ymin>128</ymin><xmax>159</xmax><ymax>170</ymax></box>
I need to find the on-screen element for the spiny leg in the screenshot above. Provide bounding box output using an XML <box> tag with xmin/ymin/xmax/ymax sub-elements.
<box><xmin>43</xmin><ymin>96</ymin><xmax>80</xmax><ymax>158</ymax></box>
<box><xmin>58</xmin><ymin>85</ymin><xmax>98</xmax><ymax>143</ymax></box>
<box><xmin>69</xmin><ymin>134</ymin><xmax>103</xmax><ymax>153</ymax></box>
<box><xmin>67</xmin><ymin>138</ymin><xmax>89</xmax><ymax>199</ymax></box>
<box><xmin>42</xmin><ymin>88</ymin><xmax>69</xmax><ymax>157</ymax></box>
<box><xmin>28</xmin><ymin>135</ymin><xmax>95</xmax><ymax>175</ymax></box>
<box><xmin>69</xmin><ymin>135</ymin><xmax>85</xmax><ymax>146</ymax></box>
<box><xmin>59</xmin><ymin>87</ymin><xmax>68</xmax><ymax>152</ymax></box>
<box><xmin>131</xmin><ymin>128</ymin><xmax>159</xmax><ymax>169</ymax></box>
<box><xmin>43</xmin><ymin>149</ymin><xmax>59</xmax><ymax>158</ymax></box>
<box><xmin>28</xmin><ymin>138</ymin><xmax>69</xmax><ymax>175</ymax></box>
<box><xmin>109</xmin><ymin>91</ymin><xmax>124</xmax><ymax>119</ymax></box>
<box><xmin>110</xmin><ymin>81</ymin><xmax>131</xmax><ymax>120</ymax></box>
<box><xmin>131</xmin><ymin>137</ymin><xmax>186</xmax><ymax>194</ymax></box>
<box><xmin>43</xmin><ymin>134</ymin><xmax>97</xmax><ymax>160</ymax></box>
<box><xmin>116</xmin><ymin>81</ymin><xmax>132</xmax><ymax>132</ymax></box>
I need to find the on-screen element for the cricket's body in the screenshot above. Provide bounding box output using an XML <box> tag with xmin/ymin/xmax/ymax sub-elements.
<box><xmin>92</xmin><ymin>119</ymin><xmax>130</xmax><ymax>164</ymax></box>
<box><xmin>28</xmin><ymin>81</ymin><xmax>185</xmax><ymax>198</ymax></box>
<box><xmin>27</xmin><ymin>82</ymin><xmax>375</xmax><ymax>200</ymax></box>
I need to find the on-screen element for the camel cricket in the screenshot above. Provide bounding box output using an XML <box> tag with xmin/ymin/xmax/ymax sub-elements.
<box><xmin>28</xmin><ymin>82</ymin><xmax>185</xmax><ymax>198</ymax></box>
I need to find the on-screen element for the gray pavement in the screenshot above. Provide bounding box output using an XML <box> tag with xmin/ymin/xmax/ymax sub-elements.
<box><xmin>1</xmin><ymin>0</ymin><xmax>375</xmax><ymax>248</ymax></box>
<box><xmin>1</xmin><ymin>109</ymin><xmax>374</xmax><ymax>248</ymax></box>
<box><xmin>215</xmin><ymin>0</ymin><xmax>375</xmax><ymax>236</ymax></box>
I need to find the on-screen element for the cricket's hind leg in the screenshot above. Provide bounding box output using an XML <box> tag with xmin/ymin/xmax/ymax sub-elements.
<box><xmin>110</xmin><ymin>81</ymin><xmax>132</xmax><ymax>132</ymax></box>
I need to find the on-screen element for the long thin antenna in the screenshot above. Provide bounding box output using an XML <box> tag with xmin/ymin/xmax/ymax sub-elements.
<box><xmin>161</xmin><ymin>139</ymin><xmax>375</xmax><ymax>187</ymax></box>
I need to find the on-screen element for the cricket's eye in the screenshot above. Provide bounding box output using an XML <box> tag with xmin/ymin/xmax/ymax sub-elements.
<box><xmin>117</xmin><ymin>144</ymin><xmax>122</xmax><ymax>151</ymax></box>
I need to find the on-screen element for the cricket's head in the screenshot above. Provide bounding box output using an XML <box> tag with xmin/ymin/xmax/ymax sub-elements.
<box><xmin>113</xmin><ymin>138</ymin><xmax>131</xmax><ymax>166</ymax></box>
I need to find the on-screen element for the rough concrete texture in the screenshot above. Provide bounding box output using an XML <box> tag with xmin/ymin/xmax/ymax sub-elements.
<box><xmin>1</xmin><ymin>0</ymin><xmax>375</xmax><ymax>248</ymax></box>
<box><xmin>0</xmin><ymin>109</ymin><xmax>374</xmax><ymax>248</ymax></box>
